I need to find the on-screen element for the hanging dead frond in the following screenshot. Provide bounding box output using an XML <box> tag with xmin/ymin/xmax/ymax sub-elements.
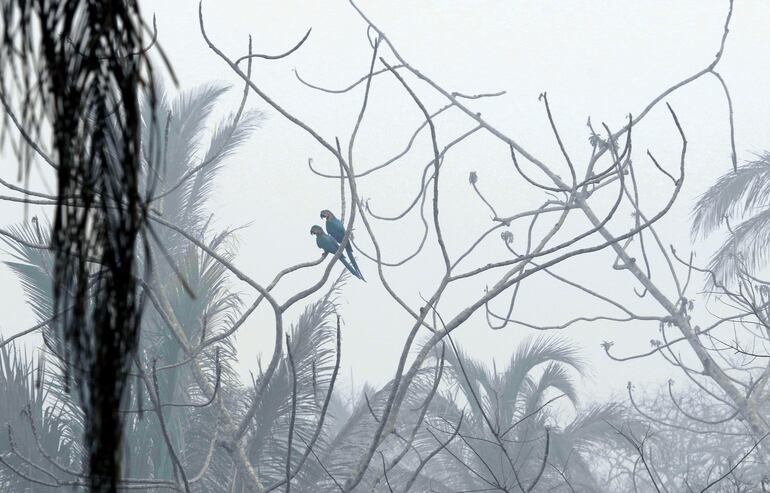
<box><xmin>0</xmin><ymin>1</ymin><xmax>165</xmax><ymax>491</ymax></box>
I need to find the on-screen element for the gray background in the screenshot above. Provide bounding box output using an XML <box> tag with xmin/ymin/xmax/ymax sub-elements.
<box><xmin>2</xmin><ymin>0</ymin><xmax>768</xmax><ymax>407</ymax></box>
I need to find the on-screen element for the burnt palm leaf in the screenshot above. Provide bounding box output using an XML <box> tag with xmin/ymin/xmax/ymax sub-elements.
<box><xmin>1</xmin><ymin>2</ymin><xmax>162</xmax><ymax>489</ymax></box>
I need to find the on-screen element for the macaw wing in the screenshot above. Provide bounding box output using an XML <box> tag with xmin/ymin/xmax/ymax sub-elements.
<box><xmin>317</xmin><ymin>234</ymin><xmax>340</xmax><ymax>255</ymax></box>
<box><xmin>326</xmin><ymin>217</ymin><xmax>346</xmax><ymax>243</ymax></box>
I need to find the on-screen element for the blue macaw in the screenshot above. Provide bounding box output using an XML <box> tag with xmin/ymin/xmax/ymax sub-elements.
<box><xmin>320</xmin><ymin>209</ymin><xmax>364</xmax><ymax>280</ymax></box>
<box><xmin>310</xmin><ymin>225</ymin><xmax>364</xmax><ymax>280</ymax></box>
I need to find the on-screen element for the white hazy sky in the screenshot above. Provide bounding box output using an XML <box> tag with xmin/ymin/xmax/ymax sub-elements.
<box><xmin>2</xmin><ymin>0</ymin><xmax>769</xmax><ymax>407</ymax></box>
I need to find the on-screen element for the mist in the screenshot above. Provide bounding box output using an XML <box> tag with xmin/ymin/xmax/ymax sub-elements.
<box><xmin>1</xmin><ymin>1</ymin><xmax>768</xmax><ymax>491</ymax></box>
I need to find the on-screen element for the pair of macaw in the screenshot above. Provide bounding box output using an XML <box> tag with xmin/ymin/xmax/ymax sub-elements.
<box><xmin>310</xmin><ymin>210</ymin><xmax>365</xmax><ymax>281</ymax></box>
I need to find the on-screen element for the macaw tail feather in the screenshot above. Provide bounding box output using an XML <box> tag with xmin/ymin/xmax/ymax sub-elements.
<box><xmin>339</xmin><ymin>256</ymin><xmax>363</xmax><ymax>281</ymax></box>
<box><xmin>345</xmin><ymin>243</ymin><xmax>364</xmax><ymax>281</ymax></box>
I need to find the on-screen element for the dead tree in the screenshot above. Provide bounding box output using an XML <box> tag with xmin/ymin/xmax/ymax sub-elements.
<box><xmin>0</xmin><ymin>0</ymin><xmax>744</xmax><ymax>491</ymax></box>
<box><xmin>194</xmin><ymin>0</ymin><xmax>731</xmax><ymax>489</ymax></box>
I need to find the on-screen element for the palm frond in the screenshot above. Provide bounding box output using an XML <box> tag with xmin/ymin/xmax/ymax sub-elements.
<box><xmin>501</xmin><ymin>336</ymin><xmax>583</xmax><ymax>412</ymax></box>
<box><xmin>441</xmin><ymin>343</ymin><xmax>494</xmax><ymax>427</ymax></box>
<box><xmin>167</xmin><ymin>84</ymin><xmax>231</xmax><ymax>175</ymax></box>
<box><xmin>692</xmin><ymin>153</ymin><xmax>770</xmax><ymax>238</ymax></box>
<box><xmin>235</xmin><ymin>276</ymin><xmax>344</xmax><ymax>488</ymax></box>
<box><xmin>706</xmin><ymin>208</ymin><xmax>770</xmax><ymax>285</ymax></box>
<box><xmin>2</xmin><ymin>221</ymin><xmax>54</xmax><ymax>325</ymax></box>
<box><xmin>181</xmin><ymin>109</ymin><xmax>265</xmax><ymax>231</ymax></box>
<box><xmin>152</xmin><ymin>83</ymin><xmax>231</xmax><ymax>234</ymax></box>
<box><xmin>522</xmin><ymin>361</ymin><xmax>580</xmax><ymax>416</ymax></box>
<box><xmin>0</xmin><ymin>344</ymin><xmax>82</xmax><ymax>491</ymax></box>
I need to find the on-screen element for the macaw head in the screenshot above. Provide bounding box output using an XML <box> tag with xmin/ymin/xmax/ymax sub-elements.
<box><xmin>310</xmin><ymin>225</ymin><xmax>324</xmax><ymax>236</ymax></box>
<box><xmin>319</xmin><ymin>209</ymin><xmax>334</xmax><ymax>220</ymax></box>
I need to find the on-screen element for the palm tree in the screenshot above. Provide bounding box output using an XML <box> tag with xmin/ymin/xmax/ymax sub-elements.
<box><xmin>1</xmin><ymin>5</ymin><xmax>160</xmax><ymax>488</ymax></box>
<box><xmin>285</xmin><ymin>375</ymin><xmax>454</xmax><ymax>492</ymax></box>
<box><xmin>1</xmin><ymin>82</ymin><xmax>263</xmax><ymax>490</ymax></box>
<box><xmin>0</xmin><ymin>344</ymin><xmax>81</xmax><ymax>492</ymax></box>
<box><xmin>293</xmin><ymin>337</ymin><xmax>624</xmax><ymax>492</ymax></box>
<box><xmin>221</xmin><ymin>276</ymin><xmax>344</xmax><ymax>492</ymax></box>
<box><xmin>121</xmin><ymin>81</ymin><xmax>262</xmax><ymax>488</ymax></box>
<box><xmin>692</xmin><ymin>153</ymin><xmax>770</xmax><ymax>284</ymax></box>
<box><xmin>419</xmin><ymin>336</ymin><xmax>623</xmax><ymax>492</ymax></box>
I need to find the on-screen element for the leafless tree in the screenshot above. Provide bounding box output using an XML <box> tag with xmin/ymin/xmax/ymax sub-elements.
<box><xmin>0</xmin><ymin>0</ymin><xmax>755</xmax><ymax>491</ymax></box>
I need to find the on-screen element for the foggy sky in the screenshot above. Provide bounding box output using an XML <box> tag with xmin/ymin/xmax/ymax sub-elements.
<box><xmin>2</xmin><ymin>0</ymin><xmax>769</xmax><ymax>406</ymax></box>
